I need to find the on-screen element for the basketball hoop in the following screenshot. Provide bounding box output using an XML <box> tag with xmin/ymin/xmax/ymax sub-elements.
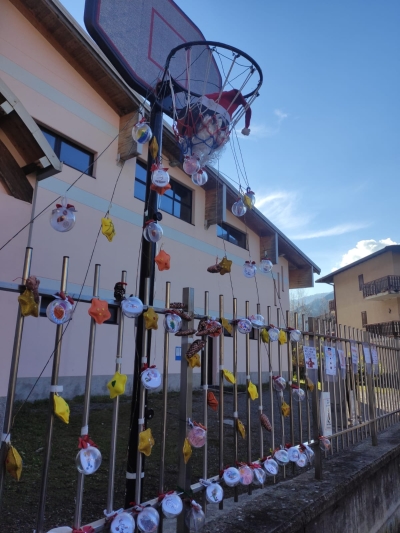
<box><xmin>161</xmin><ymin>41</ymin><xmax>263</xmax><ymax>170</ymax></box>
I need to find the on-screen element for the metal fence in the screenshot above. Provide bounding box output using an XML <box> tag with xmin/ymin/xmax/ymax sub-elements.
<box><xmin>1</xmin><ymin>250</ymin><xmax>400</xmax><ymax>532</ymax></box>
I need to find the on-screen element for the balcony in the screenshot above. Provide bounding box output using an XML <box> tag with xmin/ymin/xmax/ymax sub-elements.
<box><xmin>363</xmin><ymin>275</ymin><xmax>400</xmax><ymax>301</ymax></box>
<box><xmin>365</xmin><ymin>321</ymin><xmax>400</xmax><ymax>338</ymax></box>
<box><xmin>328</xmin><ymin>299</ymin><xmax>336</xmax><ymax>313</ymax></box>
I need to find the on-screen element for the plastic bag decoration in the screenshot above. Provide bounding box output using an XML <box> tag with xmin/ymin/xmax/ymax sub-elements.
<box><xmin>151</xmin><ymin>164</ymin><xmax>170</xmax><ymax>188</ymax></box>
<box><xmin>259</xmin><ymin>258</ymin><xmax>273</xmax><ymax>273</ymax></box>
<box><xmin>204</xmin><ymin>481</ymin><xmax>224</xmax><ymax>504</ymax></box>
<box><xmin>183</xmin><ymin>155</ymin><xmax>200</xmax><ymax>175</ymax></box>
<box><xmin>110</xmin><ymin>512</ymin><xmax>135</xmax><ymax>533</ymax></box>
<box><xmin>287</xmin><ymin>446</ymin><xmax>301</xmax><ymax>463</ymax></box>
<box><xmin>268</xmin><ymin>327</ymin><xmax>280</xmax><ymax>342</ymax></box>
<box><xmin>249</xmin><ymin>314</ymin><xmax>265</xmax><ymax>329</ymax></box>
<box><xmin>187</xmin><ymin>420</ymin><xmax>207</xmax><ymax>448</ymax></box>
<box><xmin>232</xmin><ymin>197</ymin><xmax>247</xmax><ymax>217</ymax></box>
<box><xmin>76</xmin><ymin>435</ymin><xmax>102</xmax><ymax>475</ymax></box>
<box><xmin>141</xmin><ymin>366</ymin><xmax>162</xmax><ymax>390</ymax></box>
<box><xmin>185</xmin><ymin>501</ymin><xmax>205</xmax><ymax>533</ymax></box>
<box><xmin>263</xmin><ymin>457</ymin><xmax>279</xmax><ymax>476</ymax></box>
<box><xmin>191</xmin><ymin>169</ymin><xmax>208</xmax><ymax>186</ymax></box>
<box><xmin>46</xmin><ymin>292</ymin><xmax>74</xmax><ymax>325</ymax></box>
<box><xmin>50</xmin><ymin>197</ymin><xmax>77</xmax><ymax>232</ymax></box>
<box><xmin>272</xmin><ymin>375</ymin><xmax>286</xmax><ymax>392</ymax></box>
<box><xmin>237</xmin><ymin>318</ymin><xmax>252</xmax><ymax>334</ymax></box>
<box><xmin>238</xmin><ymin>464</ymin><xmax>254</xmax><ymax>486</ymax></box>
<box><xmin>252</xmin><ymin>464</ymin><xmax>266</xmax><ymax>485</ymax></box>
<box><xmin>121</xmin><ymin>295</ymin><xmax>143</xmax><ymax>318</ymax></box>
<box><xmin>291</xmin><ymin>384</ymin><xmax>306</xmax><ymax>402</ymax></box>
<box><xmin>319</xmin><ymin>436</ymin><xmax>331</xmax><ymax>452</ymax></box>
<box><xmin>143</xmin><ymin>221</ymin><xmax>163</xmax><ymax>243</ymax></box>
<box><xmin>290</xmin><ymin>329</ymin><xmax>302</xmax><ymax>343</ymax></box>
<box><xmin>161</xmin><ymin>494</ymin><xmax>183</xmax><ymax>519</ymax></box>
<box><xmin>243</xmin><ymin>260</ymin><xmax>257</xmax><ymax>278</ymax></box>
<box><xmin>136</xmin><ymin>506</ymin><xmax>159</xmax><ymax>533</ymax></box>
<box><xmin>164</xmin><ymin>313</ymin><xmax>182</xmax><ymax>333</ymax></box>
<box><xmin>274</xmin><ymin>448</ymin><xmax>290</xmax><ymax>466</ymax></box>
<box><xmin>223</xmin><ymin>466</ymin><xmax>241</xmax><ymax>487</ymax></box>
<box><xmin>133</xmin><ymin>120</ymin><xmax>152</xmax><ymax>144</ymax></box>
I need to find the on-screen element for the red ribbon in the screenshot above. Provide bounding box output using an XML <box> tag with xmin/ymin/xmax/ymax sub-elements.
<box><xmin>150</xmin><ymin>163</ymin><xmax>169</xmax><ymax>172</ymax></box>
<box><xmin>56</xmin><ymin>203</ymin><xmax>75</xmax><ymax>210</ymax></box>
<box><xmin>141</xmin><ymin>364</ymin><xmax>156</xmax><ymax>372</ymax></box>
<box><xmin>249</xmin><ymin>462</ymin><xmax>261</xmax><ymax>469</ymax></box>
<box><xmin>291</xmin><ymin>384</ymin><xmax>299</xmax><ymax>390</ymax></box>
<box><xmin>193</xmin><ymin>421</ymin><xmax>207</xmax><ymax>431</ymax></box>
<box><xmin>244</xmin><ymin>260</ymin><xmax>256</xmax><ymax>265</ymax></box>
<box><xmin>157</xmin><ymin>490</ymin><xmax>175</xmax><ymax>502</ymax></box>
<box><xmin>72</xmin><ymin>527</ymin><xmax>95</xmax><ymax>533</ymax></box>
<box><xmin>56</xmin><ymin>291</ymin><xmax>74</xmax><ymax>305</ymax></box>
<box><xmin>78</xmin><ymin>435</ymin><xmax>97</xmax><ymax>449</ymax></box>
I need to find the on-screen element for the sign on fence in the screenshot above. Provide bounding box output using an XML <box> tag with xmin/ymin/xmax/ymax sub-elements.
<box><xmin>320</xmin><ymin>391</ymin><xmax>333</xmax><ymax>436</ymax></box>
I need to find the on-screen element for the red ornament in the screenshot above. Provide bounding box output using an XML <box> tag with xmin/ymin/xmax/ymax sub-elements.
<box><xmin>88</xmin><ymin>298</ymin><xmax>111</xmax><ymax>324</ymax></box>
<box><xmin>155</xmin><ymin>249</ymin><xmax>171</xmax><ymax>271</ymax></box>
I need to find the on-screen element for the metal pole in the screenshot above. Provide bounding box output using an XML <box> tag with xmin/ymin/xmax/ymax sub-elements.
<box><xmin>245</xmin><ymin>301</ymin><xmax>252</xmax><ymax>487</ymax></box>
<box><xmin>259</xmin><ymin>304</ymin><xmax>265</xmax><ymax>459</ymax></box>
<box><xmin>201</xmin><ymin>291</ymin><xmax>209</xmax><ymax>513</ymax></box>
<box><xmin>308</xmin><ymin>318</ymin><xmax>322</xmax><ymax>480</ymax></box>
<box><xmin>276</xmin><ymin>310</ymin><xmax>285</xmax><ymax>479</ymax></box>
<box><xmin>0</xmin><ymin>247</ymin><xmax>32</xmax><ymax>507</ymax></box>
<box><xmin>218</xmin><ymin>295</ymin><xmax>224</xmax><ymax>511</ymax></box>
<box><xmin>125</xmin><ymin>95</ymin><xmax>164</xmax><ymax>506</ymax></box>
<box><xmin>74</xmin><ymin>264</ymin><xmax>100</xmax><ymax>528</ymax></box>
<box><xmin>294</xmin><ymin>312</ymin><xmax>302</xmax><ymax>443</ymax></box>
<box><xmin>36</xmin><ymin>256</ymin><xmax>69</xmax><ymax>533</ymax></box>
<box><xmin>107</xmin><ymin>270</ymin><xmax>127</xmax><ymax>514</ymax></box>
<box><xmin>232</xmin><ymin>298</ymin><xmax>238</xmax><ymax>502</ymax></box>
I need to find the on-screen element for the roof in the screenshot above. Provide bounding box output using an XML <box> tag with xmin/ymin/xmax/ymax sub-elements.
<box><xmin>316</xmin><ymin>245</ymin><xmax>400</xmax><ymax>284</ymax></box>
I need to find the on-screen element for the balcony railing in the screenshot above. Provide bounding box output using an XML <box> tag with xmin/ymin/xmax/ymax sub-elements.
<box><xmin>363</xmin><ymin>275</ymin><xmax>400</xmax><ymax>298</ymax></box>
<box><xmin>366</xmin><ymin>321</ymin><xmax>400</xmax><ymax>338</ymax></box>
<box><xmin>328</xmin><ymin>299</ymin><xmax>336</xmax><ymax>312</ymax></box>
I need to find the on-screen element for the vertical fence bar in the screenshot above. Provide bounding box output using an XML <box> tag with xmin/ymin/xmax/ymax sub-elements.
<box><xmin>258</xmin><ymin>304</ymin><xmax>265</xmax><ymax>460</ymax></box>
<box><xmin>308</xmin><ymin>318</ymin><xmax>322</xmax><ymax>480</ymax></box>
<box><xmin>177</xmin><ymin>287</ymin><xmax>194</xmax><ymax>533</ymax></box>
<box><xmin>276</xmin><ymin>310</ymin><xmax>285</xmax><ymax>478</ymax></box>
<box><xmin>36</xmin><ymin>256</ymin><xmax>69</xmax><ymax>533</ymax></box>
<box><xmin>201</xmin><ymin>290</ymin><xmax>209</xmax><ymax>513</ymax></box>
<box><xmin>74</xmin><ymin>264</ymin><xmax>101</xmax><ymax>528</ymax></box>
<box><xmin>218</xmin><ymin>295</ymin><xmax>224</xmax><ymax>510</ymax></box>
<box><xmin>232</xmin><ymin>297</ymin><xmax>239</xmax><ymax>502</ymax></box>
<box><xmin>286</xmin><ymin>311</ymin><xmax>294</xmax><ymax>446</ymax></box>
<box><xmin>267</xmin><ymin>306</ymin><xmax>274</xmax><ymax>456</ymax></box>
<box><xmin>294</xmin><ymin>312</ymin><xmax>302</xmax><ymax>444</ymax></box>
<box><xmin>302</xmin><ymin>315</ymin><xmax>311</xmax><ymax>444</ymax></box>
<box><xmin>365</xmin><ymin>331</ymin><xmax>378</xmax><ymax>446</ymax></box>
<box><xmin>245</xmin><ymin>300</ymin><xmax>252</xmax><ymax>494</ymax></box>
<box><xmin>107</xmin><ymin>270</ymin><xmax>127</xmax><ymax>514</ymax></box>
<box><xmin>0</xmin><ymin>247</ymin><xmax>32</xmax><ymax>507</ymax></box>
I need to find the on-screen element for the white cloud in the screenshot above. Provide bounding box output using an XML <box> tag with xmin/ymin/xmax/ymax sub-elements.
<box><xmin>274</xmin><ymin>108</ymin><xmax>288</xmax><ymax>123</ymax></box>
<box><xmin>291</xmin><ymin>223</ymin><xmax>369</xmax><ymax>240</ymax></box>
<box><xmin>337</xmin><ymin>238</ymin><xmax>398</xmax><ymax>268</ymax></box>
<box><xmin>236</xmin><ymin>109</ymin><xmax>289</xmax><ymax>139</ymax></box>
<box><xmin>255</xmin><ymin>191</ymin><xmax>313</xmax><ymax>232</ymax></box>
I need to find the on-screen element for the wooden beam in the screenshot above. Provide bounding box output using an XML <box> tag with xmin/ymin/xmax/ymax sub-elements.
<box><xmin>204</xmin><ymin>184</ymin><xmax>226</xmax><ymax>229</ymax></box>
<box><xmin>260</xmin><ymin>233</ymin><xmax>278</xmax><ymax>264</ymax></box>
<box><xmin>0</xmin><ymin>138</ymin><xmax>33</xmax><ymax>203</ymax></box>
<box><xmin>118</xmin><ymin>112</ymin><xmax>142</xmax><ymax>161</ymax></box>
<box><xmin>289</xmin><ymin>266</ymin><xmax>314</xmax><ymax>289</ymax></box>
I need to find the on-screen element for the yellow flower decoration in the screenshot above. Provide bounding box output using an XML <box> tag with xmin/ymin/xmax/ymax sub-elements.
<box><xmin>281</xmin><ymin>401</ymin><xmax>290</xmax><ymax>418</ymax></box>
<box><xmin>138</xmin><ymin>428</ymin><xmax>155</xmax><ymax>456</ymax></box>
<box><xmin>101</xmin><ymin>217</ymin><xmax>116</xmax><ymax>242</ymax></box>
<box><xmin>278</xmin><ymin>330</ymin><xmax>287</xmax><ymax>345</ymax></box>
<box><xmin>6</xmin><ymin>445</ymin><xmax>22</xmax><ymax>481</ymax></box>
<box><xmin>237</xmin><ymin>419</ymin><xmax>246</xmax><ymax>439</ymax></box>
<box><xmin>107</xmin><ymin>371</ymin><xmax>128</xmax><ymax>399</ymax></box>
<box><xmin>243</xmin><ymin>194</ymin><xmax>253</xmax><ymax>209</ymax></box>
<box><xmin>248</xmin><ymin>381</ymin><xmax>258</xmax><ymax>401</ymax></box>
<box><xmin>221</xmin><ymin>317</ymin><xmax>232</xmax><ymax>335</ymax></box>
<box><xmin>218</xmin><ymin>256</ymin><xmax>232</xmax><ymax>275</ymax></box>
<box><xmin>306</xmin><ymin>376</ymin><xmax>315</xmax><ymax>392</ymax></box>
<box><xmin>223</xmin><ymin>369</ymin><xmax>236</xmax><ymax>384</ymax></box>
<box><xmin>186</xmin><ymin>353</ymin><xmax>201</xmax><ymax>368</ymax></box>
<box><xmin>183</xmin><ymin>437</ymin><xmax>192</xmax><ymax>464</ymax></box>
<box><xmin>149</xmin><ymin>136</ymin><xmax>159</xmax><ymax>160</ymax></box>
<box><xmin>53</xmin><ymin>395</ymin><xmax>70</xmax><ymax>424</ymax></box>
<box><xmin>261</xmin><ymin>329</ymin><xmax>269</xmax><ymax>343</ymax></box>
<box><xmin>18</xmin><ymin>289</ymin><xmax>38</xmax><ymax>317</ymax></box>
<box><xmin>143</xmin><ymin>307</ymin><xmax>158</xmax><ymax>330</ymax></box>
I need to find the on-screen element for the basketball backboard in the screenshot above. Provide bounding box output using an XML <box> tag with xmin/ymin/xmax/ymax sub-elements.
<box><xmin>84</xmin><ymin>0</ymin><xmax>222</xmax><ymax>99</ymax></box>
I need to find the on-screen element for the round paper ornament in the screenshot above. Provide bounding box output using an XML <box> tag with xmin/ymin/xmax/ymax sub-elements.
<box><xmin>164</xmin><ymin>313</ymin><xmax>182</xmax><ymax>333</ymax></box>
<box><xmin>274</xmin><ymin>449</ymin><xmax>290</xmax><ymax>466</ymax></box>
<box><xmin>206</xmin><ymin>319</ymin><xmax>222</xmax><ymax>338</ymax></box>
<box><xmin>268</xmin><ymin>327</ymin><xmax>280</xmax><ymax>342</ymax></box>
<box><xmin>304</xmin><ymin>443</ymin><xmax>315</xmax><ymax>463</ymax></box>
<box><xmin>292</xmin><ymin>387</ymin><xmax>306</xmax><ymax>402</ymax></box>
<box><xmin>121</xmin><ymin>296</ymin><xmax>144</xmax><ymax>318</ymax></box>
<box><xmin>136</xmin><ymin>507</ymin><xmax>159</xmax><ymax>533</ymax></box>
<box><xmin>272</xmin><ymin>375</ymin><xmax>286</xmax><ymax>391</ymax></box>
<box><xmin>187</xmin><ymin>425</ymin><xmax>207</xmax><ymax>448</ymax></box>
<box><xmin>259</xmin><ymin>258</ymin><xmax>273</xmax><ymax>273</ymax></box>
<box><xmin>133</xmin><ymin>122</ymin><xmax>152</xmax><ymax>144</ymax></box>
<box><xmin>223</xmin><ymin>466</ymin><xmax>241</xmax><ymax>487</ymax></box>
<box><xmin>243</xmin><ymin>261</ymin><xmax>257</xmax><ymax>278</ymax></box>
<box><xmin>191</xmin><ymin>169</ymin><xmax>208</xmax><ymax>186</ymax></box>
<box><xmin>141</xmin><ymin>367</ymin><xmax>162</xmax><ymax>390</ymax></box>
<box><xmin>249</xmin><ymin>314</ymin><xmax>265</xmax><ymax>329</ymax></box>
<box><xmin>290</xmin><ymin>329</ymin><xmax>302</xmax><ymax>343</ymax></box>
<box><xmin>252</xmin><ymin>466</ymin><xmax>266</xmax><ymax>485</ymax></box>
<box><xmin>287</xmin><ymin>446</ymin><xmax>301</xmax><ymax>463</ymax></box>
<box><xmin>243</xmin><ymin>188</ymin><xmax>256</xmax><ymax>209</ymax></box>
<box><xmin>50</xmin><ymin>197</ymin><xmax>76</xmax><ymax>232</ymax></box>
<box><xmin>237</xmin><ymin>318</ymin><xmax>252</xmax><ymax>334</ymax></box>
<box><xmin>162</xmin><ymin>494</ymin><xmax>183</xmax><ymax>519</ymax></box>
<box><xmin>183</xmin><ymin>155</ymin><xmax>200</xmax><ymax>175</ymax></box>
<box><xmin>205</xmin><ymin>483</ymin><xmax>224</xmax><ymax>504</ymax></box>
<box><xmin>238</xmin><ymin>464</ymin><xmax>254</xmax><ymax>486</ymax></box>
<box><xmin>185</xmin><ymin>502</ymin><xmax>205</xmax><ymax>532</ymax></box>
<box><xmin>143</xmin><ymin>221</ymin><xmax>163</xmax><ymax>243</ymax></box>
<box><xmin>46</xmin><ymin>297</ymin><xmax>73</xmax><ymax>325</ymax></box>
<box><xmin>231</xmin><ymin>198</ymin><xmax>247</xmax><ymax>217</ymax></box>
<box><xmin>319</xmin><ymin>437</ymin><xmax>331</xmax><ymax>452</ymax></box>
<box><xmin>296</xmin><ymin>452</ymin><xmax>308</xmax><ymax>468</ymax></box>
<box><xmin>263</xmin><ymin>457</ymin><xmax>279</xmax><ymax>476</ymax></box>
<box><xmin>76</xmin><ymin>445</ymin><xmax>102</xmax><ymax>475</ymax></box>
<box><xmin>110</xmin><ymin>511</ymin><xmax>135</xmax><ymax>533</ymax></box>
<box><xmin>151</xmin><ymin>168</ymin><xmax>170</xmax><ymax>187</ymax></box>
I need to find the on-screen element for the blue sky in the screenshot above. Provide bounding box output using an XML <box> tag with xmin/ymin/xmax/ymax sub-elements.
<box><xmin>60</xmin><ymin>0</ymin><xmax>400</xmax><ymax>294</ymax></box>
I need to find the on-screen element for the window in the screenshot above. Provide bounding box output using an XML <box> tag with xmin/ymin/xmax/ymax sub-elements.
<box><xmin>361</xmin><ymin>311</ymin><xmax>368</xmax><ymax>327</ymax></box>
<box><xmin>217</xmin><ymin>222</ymin><xmax>247</xmax><ymax>249</ymax></box>
<box><xmin>358</xmin><ymin>274</ymin><xmax>364</xmax><ymax>291</ymax></box>
<box><xmin>39</xmin><ymin>126</ymin><xmax>94</xmax><ymax>176</ymax></box>
<box><xmin>134</xmin><ymin>161</ymin><xmax>193</xmax><ymax>224</ymax></box>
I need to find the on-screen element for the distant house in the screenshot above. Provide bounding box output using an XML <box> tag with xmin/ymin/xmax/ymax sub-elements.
<box><xmin>316</xmin><ymin>245</ymin><xmax>400</xmax><ymax>337</ymax></box>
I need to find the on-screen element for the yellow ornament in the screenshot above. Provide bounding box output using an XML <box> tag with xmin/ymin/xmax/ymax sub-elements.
<box><xmin>186</xmin><ymin>353</ymin><xmax>201</xmax><ymax>368</ymax></box>
<box><xmin>143</xmin><ymin>307</ymin><xmax>158</xmax><ymax>330</ymax></box>
<box><xmin>107</xmin><ymin>371</ymin><xmax>128</xmax><ymax>399</ymax></box>
<box><xmin>218</xmin><ymin>256</ymin><xmax>232</xmax><ymax>275</ymax></box>
<box><xmin>183</xmin><ymin>437</ymin><xmax>192</xmax><ymax>464</ymax></box>
<box><xmin>101</xmin><ymin>217</ymin><xmax>116</xmax><ymax>242</ymax></box>
<box><xmin>138</xmin><ymin>428</ymin><xmax>155</xmax><ymax>456</ymax></box>
<box><xmin>248</xmin><ymin>381</ymin><xmax>259</xmax><ymax>401</ymax></box>
<box><xmin>53</xmin><ymin>394</ymin><xmax>70</xmax><ymax>424</ymax></box>
<box><xmin>149</xmin><ymin>136</ymin><xmax>159</xmax><ymax>160</ymax></box>
<box><xmin>221</xmin><ymin>317</ymin><xmax>232</xmax><ymax>335</ymax></box>
<box><xmin>261</xmin><ymin>329</ymin><xmax>269</xmax><ymax>343</ymax></box>
<box><xmin>237</xmin><ymin>419</ymin><xmax>246</xmax><ymax>439</ymax></box>
<box><xmin>18</xmin><ymin>289</ymin><xmax>38</xmax><ymax>317</ymax></box>
<box><xmin>278</xmin><ymin>330</ymin><xmax>287</xmax><ymax>345</ymax></box>
<box><xmin>306</xmin><ymin>376</ymin><xmax>315</xmax><ymax>392</ymax></box>
<box><xmin>281</xmin><ymin>401</ymin><xmax>290</xmax><ymax>417</ymax></box>
<box><xmin>223</xmin><ymin>369</ymin><xmax>236</xmax><ymax>384</ymax></box>
<box><xmin>5</xmin><ymin>445</ymin><xmax>22</xmax><ymax>481</ymax></box>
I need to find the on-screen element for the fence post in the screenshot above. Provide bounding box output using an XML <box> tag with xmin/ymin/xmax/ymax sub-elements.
<box><xmin>365</xmin><ymin>332</ymin><xmax>378</xmax><ymax>446</ymax></box>
<box><xmin>308</xmin><ymin>317</ymin><xmax>322</xmax><ymax>480</ymax></box>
